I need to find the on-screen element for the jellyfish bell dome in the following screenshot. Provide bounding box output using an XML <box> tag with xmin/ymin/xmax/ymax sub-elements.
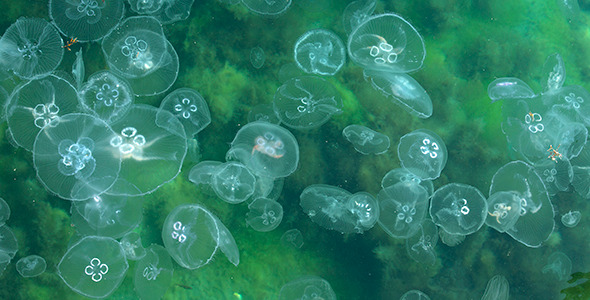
<box><xmin>429</xmin><ymin>183</ymin><xmax>488</xmax><ymax>236</ymax></box>
<box><xmin>79</xmin><ymin>70</ymin><xmax>135</xmax><ymax>124</ymax></box>
<box><xmin>241</xmin><ymin>0</ymin><xmax>292</xmax><ymax>16</ymax></box>
<box><xmin>228</xmin><ymin>121</ymin><xmax>299</xmax><ymax>178</ymax></box>
<box><xmin>278</xmin><ymin>276</ymin><xmax>336</xmax><ymax>300</ymax></box>
<box><xmin>397</xmin><ymin>129</ymin><xmax>447</xmax><ymax>180</ymax></box>
<box><xmin>156</xmin><ymin>88</ymin><xmax>211</xmax><ymax>138</ymax></box>
<box><xmin>485</xmin><ymin>191</ymin><xmax>522</xmax><ymax>233</ymax></box>
<box><xmin>348</xmin><ymin>13</ymin><xmax>426</xmax><ymax>73</ymax></box>
<box><xmin>246</xmin><ymin>197</ymin><xmax>284</xmax><ymax>232</ymax></box>
<box><xmin>293</xmin><ymin>29</ymin><xmax>346</xmax><ymax>76</ymax></box>
<box><xmin>134</xmin><ymin>244</ymin><xmax>173</xmax><ymax>300</ymax></box>
<box><xmin>0</xmin><ymin>17</ymin><xmax>64</xmax><ymax>79</ymax></box>
<box><xmin>377</xmin><ymin>181</ymin><xmax>429</xmax><ymax>238</ymax></box>
<box><xmin>342</xmin><ymin>0</ymin><xmax>377</xmax><ymax>35</ymax></box>
<box><xmin>540</xmin><ymin>53</ymin><xmax>566</xmax><ymax>95</ymax></box>
<box><xmin>487</xmin><ymin>77</ymin><xmax>535</xmax><ymax>103</ymax></box>
<box><xmin>33</xmin><ymin>113</ymin><xmax>122</xmax><ymax>201</ymax></box>
<box><xmin>342</xmin><ymin>124</ymin><xmax>390</xmax><ymax>155</ymax></box>
<box><xmin>210</xmin><ymin>161</ymin><xmax>257</xmax><ymax>204</ymax></box>
<box><xmin>380</xmin><ymin>168</ymin><xmax>434</xmax><ymax>197</ymax></box>
<box><xmin>49</xmin><ymin>0</ymin><xmax>125</xmax><ymax>42</ymax></box>
<box><xmin>16</xmin><ymin>255</ymin><xmax>46</xmax><ymax>278</ymax></box>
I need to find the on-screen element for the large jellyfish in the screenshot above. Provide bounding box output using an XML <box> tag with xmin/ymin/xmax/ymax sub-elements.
<box><xmin>49</xmin><ymin>0</ymin><xmax>125</xmax><ymax>42</ymax></box>
<box><xmin>294</xmin><ymin>29</ymin><xmax>346</xmax><ymax>76</ymax></box>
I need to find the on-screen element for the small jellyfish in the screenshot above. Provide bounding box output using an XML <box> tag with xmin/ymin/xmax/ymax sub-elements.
<box><xmin>429</xmin><ymin>183</ymin><xmax>487</xmax><ymax>236</ymax></box>
<box><xmin>378</xmin><ymin>182</ymin><xmax>429</xmax><ymax>238</ymax></box>
<box><xmin>364</xmin><ymin>70</ymin><xmax>432</xmax><ymax>118</ymax></box>
<box><xmin>342</xmin><ymin>0</ymin><xmax>377</xmax><ymax>35</ymax></box>
<box><xmin>380</xmin><ymin>168</ymin><xmax>434</xmax><ymax>197</ymax></box>
<box><xmin>540</xmin><ymin>53</ymin><xmax>565</xmax><ymax>94</ymax></box>
<box><xmin>16</xmin><ymin>255</ymin><xmax>46</xmax><ymax>278</ymax></box>
<box><xmin>241</xmin><ymin>0</ymin><xmax>291</xmax><ymax>16</ymax></box>
<box><xmin>128</xmin><ymin>0</ymin><xmax>165</xmax><ymax>15</ymax></box>
<box><xmin>561</xmin><ymin>210</ymin><xmax>581</xmax><ymax>228</ymax></box>
<box><xmin>273</xmin><ymin>76</ymin><xmax>343</xmax><ymax>129</ymax></box>
<box><xmin>246</xmin><ymin>198</ymin><xmax>283</xmax><ymax>232</ymax></box>
<box><xmin>481</xmin><ymin>275</ymin><xmax>509</xmax><ymax>300</ymax></box>
<box><xmin>210</xmin><ymin>161</ymin><xmax>257</xmax><ymax>204</ymax></box>
<box><xmin>250</xmin><ymin>46</ymin><xmax>265</xmax><ymax>69</ymax></box>
<box><xmin>294</xmin><ymin>29</ymin><xmax>346</xmax><ymax>76</ymax></box>
<box><xmin>542</xmin><ymin>251</ymin><xmax>572</xmax><ymax>281</ymax></box>
<box><xmin>546</xmin><ymin>85</ymin><xmax>590</xmax><ymax>127</ymax></box>
<box><xmin>347</xmin><ymin>192</ymin><xmax>379</xmax><ymax>232</ymax></box>
<box><xmin>0</xmin><ymin>198</ymin><xmax>10</xmax><ymax>226</ymax></box>
<box><xmin>405</xmin><ymin>219</ymin><xmax>438</xmax><ymax>266</ymax></box>
<box><xmin>397</xmin><ymin>129</ymin><xmax>447</xmax><ymax>180</ymax></box>
<box><xmin>400</xmin><ymin>290</ymin><xmax>431</xmax><ymax>300</ymax></box>
<box><xmin>348</xmin><ymin>13</ymin><xmax>426</xmax><ymax>73</ymax></box>
<box><xmin>487</xmin><ymin>77</ymin><xmax>535</xmax><ymax>103</ymax></box>
<box><xmin>57</xmin><ymin>236</ymin><xmax>129</xmax><ymax>298</ymax></box>
<box><xmin>342</xmin><ymin>124</ymin><xmax>390</xmax><ymax>155</ymax></box>
<box><xmin>281</xmin><ymin>229</ymin><xmax>304</xmax><ymax>249</ymax></box>
<box><xmin>134</xmin><ymin>244</ymin><xmax>173</xmax><ymax>300</ymax></box>
<box><xmin>49</xmin><ymin>0</ymin><xmax>125</xmax><ymax>41</ymax></box>
<box><xmin>156</xmin><ymin>88</ymin><xmax>211</xmax><ymax>138</ymax></box>
<box><xmin>485</xmin><ymin>191</ymin><xmax>522</xmax><ymax>233</ymax></box>
<box><xmin>0</xmin><ymin>225</ymin><xmax>19</xmax><ymax>259</ymax></box>
<box><xmin>119</xmin><ymin>232</ymin><xmax>146</xmax><ymax>261</ymax></box>
<box><xmin>278</xmin><ymin>276</ymin><xmax>336</xmax><ymax>300</ymax></box>
<box><xmin>247</xmin><ymin>103</ymin><xmax>281</xmax><ymax>124</ymax></box>
<box><xmin>79</xmin><ymin>70</ymin><xmax>135</xmax><ymax>124</ymax></box>
<box><xmin>72</xmin><ymin>49</ymin><xmax>85</xmax><ymax>90</ymax></box>
<box><xmin>438</xmin><ymin>228</ymin><xmax>465</xmax><ymax>247</ymax></box>
<box><xmin>188</xmin><ymin>160</ymin><xmax>223</xmax><ymax>190</ymax></box>
<box><xmin>0</xmin><ymin>17</ymin><xmax>64</xmax><ymax>79</ymax></box>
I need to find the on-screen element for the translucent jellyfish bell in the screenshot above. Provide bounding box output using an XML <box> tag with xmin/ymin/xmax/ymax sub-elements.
<box><xmin>405</xmin><ymin>219</ymin><xmax>438</xmax><ymax>266</ymax></box>
<box><xmin>49</xmin><ymin>0</ymin><xmax>125</xmax><ymax>42</ymax></box>
<box><xmin>57</xmin><ymin>236</ymin><xmax>129</xmax><ymax>298</ymax></box>
<box><xmin>429</xmin><ymin>183</ymin><xmax>488</xmax><ymax>236</ymax></box>
<box><xmin>342</xmin><ymin>0</ymin><xmax>377</xmax><ymax>35</ymax></box>
<box><xmin>540</xmin><ymin>53</ymin><xmax>566</xmax><ymax>94</ymax></box>
<box><xmin>380</xmin><ymin>168</ymin><xmax>434</xmax><ymax>197</ymax></box>
<box><xmin>342</xmin><ymin>124</ymin><xmax>390</xmax><ymax>155</ymax></box>
<box><xmin>250</xmin><ymin>46</ymin><xmax>265</xmax><ymax>69</ymax></box>
<box><xmin>156</xmin><ymin>88</ymin><xmax>211</xmax><ymax>137</ymax></box>
<box><xmin>134</xmin><ymin>244</ymin><xmax>173</xmax><ymax>300</ymax></box>
<box><xmin>128</xmin><ymin>0</ymin><xmax>164</xmax><ymax>14</ymax></box>
<box><xmin>79</xmin><ymin>70</ymin><xmax>135</xmax><ymax>124</ymax></box>
<box><xmin>400</xmin><ymin>290</ymin><xmax>431</xmax><ymax>300</ymax></box>
<box><xmin>273</xmin><ymin>76</ymin><xmax>343</xmax><ymax>130</ymax></box>
<box><xmin>281</xmin><ymin>229</ymin><xmax>304</xmax><ymax>249</ymax></box>
<box><xmin>485</xmin><ymin>191</ymin><xmax>522</xmax><ymax>233</ymax></box>
<box><xmin>228</xmin><ymin>121</ymin><xmax>299</xmax><ymax>178</ymax></box>
<box><xmin>16</xmin><ymin>255</ymin><xmax>46</xmax><ymax>278</ymax></box>
<box><xmin>0</xmin><ymin>18</ymin><xmax>63</xmax><ymax>79</ymax></box>
<box><xmin>210</xmin><ymin>161</ymin><xmax>257</xmax><ymax>204</ymax></box>
<box><xmin>546</xmin><ymin>85</ymin><xmax>590</xmax><ymax>127</ymax></box>
<box><xmin>397</xmin><ymin>129</ymin><xmax>447</xmax><ymax>180</ymax></box>
<box><xmin>533</xmin><ymin>157</ymin><xmax>573</xmax><ymax>196</ymax></box>
<box><xmin>542</xmin><ymin>252</ymin><xmax>572</xmax><ymax>281</ymax></box>
<box><xmin>487</xmin><ymin>77</ymin><xmax>535</xmax><ymax>103</ymax></box>
<box><xmin>246</xmin><ymin>198</ymin><xmax>283</xmax><ymax>232</ymax></box>
<box><xmin>33</xmin><ymin>114</ymin><xmax>121</xmax><ymax>201</ymax></box>
<box><xmin>241</xmin><ymin>0</ymin><xmax>292</xmax><ymax>16</ymax></box>
<box><xmin>0</xmin><ymin>225</ymin><xmax>19</xmax><ymax>259</ymax></box>
<box><xmin>294</xmin><ymin>29</ymin><xmax>346</xmax><ymax>76</ymax></box>
<box><xmin>348</xmin><ymin>13</ymin><xmax>426</xmax><ymax>73</ymax></box>
<box><xmin>119</xmin><ymin>232</ymin><xmax>146</xmax><ymax>261</ymax></box>
<box><xmin>278</xmin><ymin>276</ymin><xmax>336</xmax><ymax>300</ymax></box>
<box><xmin>0</xmin><ymin>198</ymin><xmax>10</xmax><ymax>226</ymax></box>
<box><xmin>377</xmin><ymin>182</ymin><xmax>429</xmax><ymax>238</ymax></box>
<box><xmin>364</xmin><ymin>70</ymin><xmax>433</xmax><ymax>118</ymax></box>
<box><xmin>561</xmin><ymin>210</ymin><xmax>581</xmax><ymax>228</ymax></box>
<box><xmin>347</xmin><ymin>192</ymin><xmax>379</xmax><ymax>232</ymax></box>
<box><xmin>481</xmin><ymin>275</ymin><xmax>509</xmax><ymax>300</ymax></box>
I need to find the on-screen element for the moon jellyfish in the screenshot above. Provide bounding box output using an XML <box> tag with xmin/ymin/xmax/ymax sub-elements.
<box><xmin>128</xmin><ymin>0</ymin><xmax>164</xmax><ymax>14</ymax></box>
<box><xmin>273</xmin><ymin>76</ymin><xmax>343</xmax><ymax>129</ymax></box>
<box><xmin>241</xmin><ymin>0</ymin><xmax>292</xmax><ymax>16</ymax></box>
<box><xmin>487</xmin><ymin>77</ymin><xmax>535</xmax><ymax>103</ymax></box>
<box><xmin>211</xmin><ymin>213</ymin><xmax>240</xmax><ymax>267</ymax></box>
<box><xmin>119</xmin><ymin>232</ymin><xmax>146</xmax><ymax>261</ymax></box>
<box><xmin>246</xmin><ymin>198</ymin><xmax>283</xmax><ymax>232</ymax></box>
<box><xmin>377</xmin><ymin>182</ymin><xmax>428</xmax><ymax>238</ymax></box>
<box><xmin>149</xmin><ymin>0</ymin><xmax>196</xmax><ymax>24</ymax></box>
<box><xmin>380</xmin><ymin>168</ymin><xmax>434</xmax><ymax>197</ymax></box>
<box><xmin>7</xmin><ymin>74</ymin><xmax>79</xmax><ymax>151</ymax></box>
<box><xmin>33</xmin><ymin>114</ymin><xmax>121</xmax><ymax>201</ymax></box>
<box><xmin>49</xmin><ymin>0</ymin><xmax>125</xmax><ymax>41</ymax></box>
<box><xmin>0</xmin><ymin>18</ymin><xmax>63</xmax><ymax>79</ymax></box>
<box><xmin>485</xmin><ymin>191</ymin><xmax>521</xmax><ymax>233</ymax></box>
<box><xmin>134</xmin><ymin>244</ymin><xmax>173</xmax><ymax>300</ymax></box>
<box><xmin>278</xmin><ymin>276</ymin><xmax>336</xmax><ymax>300</ymax></box>
<box><xmin>342</xmin><ymin>124</ymin><xmax>390</xmax><ymax>155</ymax></box>
<box><xmin>429</xmin><ymin>183</ymin><xmax>487</xmax><ymax>236</ymax></box>
<box><xmin>72</xmin><ymin>49</ymin><xmax>85</xmax><ymax>90</ymax></box>
<box><xmin>70</xmin><ymin>194</ymin><xmax>143</xmax><ymax>238</ymax></box>
<box><xmin>406</xmin><ymin>219</ymin><xmax>438</xmax><ymax>266</ymax></box>
<box><xmin>57</xmin><ymin>236</ymin><xmax>129</xmax><ymax>298</ymax></box>
<box><xmin>0</xmin><ymin>86</ymin><xmax>8</xmax><ymax>122</ymax></box>
<box><xmin>533</xmin><ymin>157</ymin><xmax>573</xmax><ymax>196</ymax></box>
<box><xmin>16</xmin><ymin>255</ymin><xmax>46</xmax><ymax>278</ymax></box>
<box><xmin>156</xmin><ymin>88</ymin><xmax>211</xmax><ymax>138</ymax></box>
<box><xmin>247</xmin><ymin>103</ymin><xmax>281</xmax><ymax>124</ymax></box>
<box><xmin>481</xmin><ymin>275</ymin><xmax>509</xmax><ymax>300</ymax></box>
<box><xmin>348</xmin><ymin>192</ymin><xmax>380</xmax><ymax>232</ymax></box>
<box><xmin>542</xmin><ymin>252</ymin><xmax>572</xmax><ymax>281</ymax></box>
<box><xmin>79</xmin><ymin>70</ymin><xmax>135</xmax><ymax>124</ymax></box>
<box><xmin>561</xmin><ymin>210</ymin><xmax>581</xmax><ymax>228</ymax></box>
<box><xmin>211</xmin><ymin>161</ymin><xmax>257</xmax><ymax>204</ymax></box>
<box><xmin>545</xmin><ymin>85</ymin><xmax>590</xmax><ymax>127</ymax></box>
<box><xmin>281</xmin><ymin>229</ymin><xmax>304</xmax><ymax>249</ymax></box>
<box><xmin>228</xmin><ymin>121</ymin><xmax>299</xmax><ymax>178</ymax></box>
<box><xmin>541</xmin><ymin>53</ymin><xmax>565</xmax><ymax>94</ymax></box>
<box><xmin>107</xmin><ymin>104</ymin><xmax>187</xmax><ymax>196</ymax></box>
<box><xmin>0</xmin><ymin>226</ymin><xmax>18</xmax><ymax>259</ymax></box>
<box><xmin>348</xmin><ymin>13</ymin><xmax>426</xmax><ymax>73</ymax></box>
<box><xmin>0</xmin><ymin>198</ymin><xmax>10</xmax><ymax>226</ymax></box>
<box><xmin>250</xmin><ymin>46</ymin><xmax>265</xmax><ymax>69</ymax></box>
<box><xmin>364</xmin><ymin>70</ymin><xmax>433</xmax><ymax>118</ymax></box>
<box><xmin>400</xmin><ymin>289</ymin><xmax>431</xmax><ymax>300</ymax></box>
<box><xmin>342</xmin><ymin>0</ymin><xmax>377</xmax><ymax>35</ymax></box>
<box><xmin>294</xmin><ymin>29</ymin><xmax>346</xmax><ymax>76</ymax></box>
<box><xmin>490</xmin><ymin>161</ymin><xmax>554</xmax><ymax>247</ymax></box>
<box><xmin>397</xmin><ymin>129</ymin><xmax>447</xmax><ymax>180</ymax></box>
<box><xmin>438</xmin><ymin>228</ymin><xmax>465</xmax><ymax>247</ymax></box>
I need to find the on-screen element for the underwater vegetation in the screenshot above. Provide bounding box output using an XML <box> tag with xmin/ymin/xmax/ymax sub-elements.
<box><xmin>2</xmin><ymin>0</ymin><xmax>590</xmax><ymax>299</ymax></box>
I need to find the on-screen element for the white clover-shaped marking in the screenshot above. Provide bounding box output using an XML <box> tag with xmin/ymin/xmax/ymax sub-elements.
<box><xmin>174</xmin><ymin>97</ymin><xmax>198</xmax><ymax>119</ymax></box>
<box><xmin>110</xmin><ymin>127</ymin><xmax>146</xmax><ymax>157</ymax></box>
<box><xmin>252</xmin><ymin>132</ymin><xmax>285</xmax><ymax>159</ymax></box>
<box><xmin>84</xmin><ymin>257</ymin><xmax>109</xmax><ymax>282</ymax></box>
<box><xmin>96</xmin><ymin>84</ymin><xmax>120</xmax><ymax>107</ymax></box>
<box><xmin>397</xmin><ymin>204</ymin><xmax>416</xmax><ymax>224</ymax></box>
<box><xmin>170</xmin><ymin>221</ymin><xmax>187</xmax><ymax>243</ymax></box>
<box><xmin>17</xmin><ymin>41</ymin><xmax>40</xmax><ymax>60</ymax></box>
<box><xmin>564</xmin><ymin>92</ymin><xmax>584</xmax><ymax>109</ymax></box>
<box><xmin>419</xmin><ymin>138</ymin><xmax>439</xmax><ymax>158</ymax></box>
<box><xmin>368</xmin><ymin>35</ymin><xmax>400</xmax><ymax>65</ymax></box>
<box><xmin>76</xmin><ymin>0</ymin><xmax>99</xmax><ymax>17</ymax></box>
<box><xmin>524</xmin><ymin>112</ymin><xmax>544</xmax><ymax>133</ymax></box>
<box><xmin>142</xmin><ymin>263</ymin><xmax>162</xmax><ymax>281</ymax></box>
<box><xmin>33</xmin><ymin>103</ymin><xmax>60</xmax><ymax>128</ymax></box>
<box><xmin>57</xmin><ymin>138</ymin><xmax>96</xmax><ymax>178</ymax></box>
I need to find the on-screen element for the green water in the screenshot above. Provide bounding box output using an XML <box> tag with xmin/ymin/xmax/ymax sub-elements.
<box><xmin>0</xmin><ymin>0</ymin><xmax>589</xmax><ymax>299</ymax></box>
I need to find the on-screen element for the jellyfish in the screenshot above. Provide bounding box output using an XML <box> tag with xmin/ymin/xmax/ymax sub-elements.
<box><xmin>364</xmin><ymin>70</ymin><xmax>433</xmax><ymax>118</ymax></box>
<box><xmin>545</xmin><ymin>85</ymin><xmax>590</xmax><ymax>127</ymax></box>
<box><xmin>188</xmin><ymin>160</ymin><xmax>223</xmax><ymax>190</ymax></box>
<box><xmin>0</xmin><ymin>17</ymin><xmax>63</xmax><ymax>79</ymax></box>
<box><xmin>33</xmin><ymin>113</ymin><xmax>121</xmax><ymax>201</ymax></box>
<box><xmin>247</xmin><ymin>103</ymin><xmax>281</xmax><ymax>124</ymax></box>
<box><xmin>532</xmin><ymin>157</ymin><xmax>573</xmax><ymax>196</ymax></box>
<box><xmin>342</xmin><ymin>0</ymin><xmax>377</xmax><ymax>35</ymax></box>
<box><xmin>246</xmin><ymin>198</ymin><xmax>283</xmax><ymax>232</ymax></box>
<box><xmin>57</xmin><ymin>236</ymin><xmax>129</xmax><ymax>298</ymax></box>
<box><xmin>405</xmin><ymin>220</ymin><xmax>438</xmax><ymax>266</ymax></box>
<box><xmin>342</xmin><ymin>124</ymin><xmax>390</xmax><ymax>155</ymax></box>
<box><xmin>72</xmin><ymin>49</ymin><xmax>85</xmax><ymax>90</ymax></box>
<box><xmin>107</xmin><ymin>104</ymin><xmax>187</xmax><ymax>196</ymax></box>
<box><xmin>145</xmin><ymin>0</ymin><xmax>196</xmax><ymax>24</ymax></box>
<box><xmin>347</xmin><ymin>13</ymin><xmax>425</xmax><ymax>73</ymax></box>
<box><xmin>485</xmin><ymin>191</ymin><xmax>522</xmax><ymax>233</ymax></box>
<box><xmin>278</xmin><ymin>276</ymin><xmax>336</xmax><ymax>300</ymax></box>
<box><xmin>49</xmin><ymin>0</ymin><xmax>125</xmax><ymax>42</ymax></box>
<box><xmin>481</xmin><ymin>275</ymin><xmax>509</xmax><ymax>300</ymax></box>
<box><xmin>156</xmin><ymin>88</ymin><xmax>211</xmax><ymax>138</ymax></box>
<box><xmin>294</xmin><ymin>29</ymin><xmax>346</xmax><ymax>76</ymax></box>
<box><xmin>134</xmin><ymin>244</ymin><xmax>173</xmax><ymax>300</ymax></box>
<box><xmin>0</xmin><ymin>198</ymin><xmax>10</xmax><ymax>227</ymax></box>
<box><xmin>119</xmin><ymin>232</ymin><xmax>146</xmax><ymax>261</ymax></box>
<box><xmin>227</xmin><ymin>121</ymin><xmax>299</xmax><ymax>178</ymax></box>
<box><xmin>281</xmin><ymin>229</ymin><xmax>304</xmax><ymax>248</ymax></box>
<box><xmin>0</xmin><ymin>86</ymin><xmax>8</xmax><ymax>122</ymax></box>
<box><xmin>16</xmin><ymin>255</ymin><xmax>46</xmax><ymax>278</ymax></box>
<box><xmin>429</xmin><ymin>183</ymin><xmax>488</xmax><ymax>236</ymax></box>
<box><xmin>210</xmin><ymin>161</ymin><xmax>257</xmax><ymax>204</ymax></box>
<box><xmin>211</xmin><ymin>212</ymin><xmax>240</xmax><ymax>267</ymax></box>
<box><xmin>487</xmin><ymin>77</ymin><xmax>536</xmax><ymax>103</ymax></box>
<box><xmin>273</xmin><ymin>76</ymin><xmax>343</xmax><ymax>129</ymax></box>
<box><xmin>438</xmin><ymin>228</ymin><xmax>465</xmax><ymax>247</ymax></box>
<box><xmin>250</xmin><ymin>46</ymin><xmax>265</xmax><ymax>69</ymax></box>
<box><xmin>378</xmin><ymin>182</ymin><xmax>429</xmax><ymax>238</ymax></box>
<box><xmin>542</xmin><ymin>252</ymin><xmax>572</xmax><ymax>281</ymax></box>
<box><xmin>241</xmin><ymin>0</ymin><xmax>291</xmax><ymax>16</ymax></box>
<box><xmin>0</xmin><ymin>225</ymin><xmax>18</xmax><ymax>259</ymax></box>
<box><xmin>489</xmin><ymin>161</ymin><xmax>554</xmax><ymax>247</ymax></box>
<box><xmin>128</xmin><ymin>0</ymin><xmax>165</xmax><ymax>15</ymax></box>
<box><xmin>6</xmin><ymin>74</ymin><xmax>80</xmax><ymax>151</ymax></box>
<box><xmin>380</xmin><ymin>168</ymin><xmax>434</xmax><ymax>197</ymax></box>
<box><xmin>400</xmin><ymin>290</ymin><xmax>431</xmax><ymax>300</ymax></box>
<box><xmin>348</xmin><ymin>192</ymin><xmax>379</xmax><ymax>232</ymax></box>
<box><xmin>397</xmin><ymin>129</ymin><xmax>447</xmax><ymax>180</ymax></box>
<box><xmin>79</xmin><ymin>70</ymin><xmax>135</xmax><ymax>124</ymax></box>
<box><xmin>561</xmin><ymin>210</ymin><xmax>581</xmax><ymax>228</ymax></box>
<box><xmin>540</xmin><ymin>53</ymin><xmax>565</xmax><ymax>94</ymax></box>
